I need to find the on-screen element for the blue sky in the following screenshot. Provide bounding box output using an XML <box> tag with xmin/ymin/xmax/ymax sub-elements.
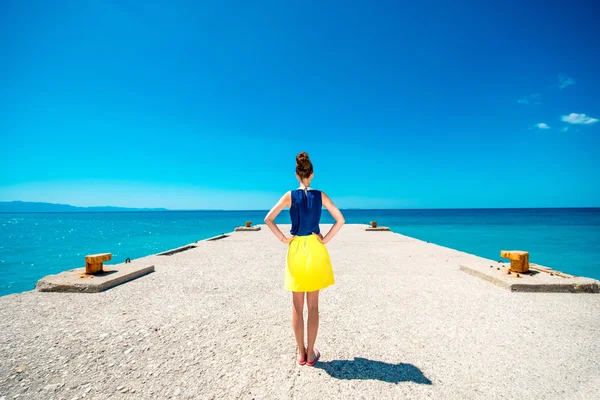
<box><xmin>1</xmin><ymin>0</ymin><xmax>598</xmax><ymax>209</ymax></box>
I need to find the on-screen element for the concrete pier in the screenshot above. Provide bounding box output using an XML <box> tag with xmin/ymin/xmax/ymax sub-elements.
<box><xmin>1</xmin><ymin>225</ymin><xmax>599</xmax><ymax>399</ymax></box>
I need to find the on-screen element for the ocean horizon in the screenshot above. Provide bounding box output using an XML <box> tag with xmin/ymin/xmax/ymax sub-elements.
<box><xmin>1</xmin><ymin>207</ymin><xmax>599</xmax><ymax>296</ymax></box>
<box><xmin>4</xmin><ymin>206</ymin><xmax>600</xmax><ymax>212</ymax></box>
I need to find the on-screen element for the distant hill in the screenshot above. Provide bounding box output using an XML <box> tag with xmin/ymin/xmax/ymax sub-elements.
<box><xmin>0</xmin><ymin>201</ymin><xmax>169</xmax><ymax>213</ymax></box>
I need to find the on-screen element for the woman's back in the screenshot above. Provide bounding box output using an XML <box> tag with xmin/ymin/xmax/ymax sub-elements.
<box><xmin>290</xmin><ymin>188</ymin><xmax>322</xmax><ymax>236</ymax></box>
<box><xmin>263</xmin><ymin>151</ymin><xmax>345</xmax><ymax>366</ymax></box>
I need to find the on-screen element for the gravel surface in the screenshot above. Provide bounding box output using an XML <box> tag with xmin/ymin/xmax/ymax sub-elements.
<box><xmin>1</xmin><ymin>224</ymin><xmax>599</xmax><ymax>399</ymax></box>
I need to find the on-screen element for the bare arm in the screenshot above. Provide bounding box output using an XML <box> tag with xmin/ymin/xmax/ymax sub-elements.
<box><xmin>264</xmin><ymin>191</ymin><xmax>295</xmax><ymax>243</ymax></box>
<box><xmin>318</xmin><ymin>191</ymin><xmax>345</xmax><ymax>244</ymax></box>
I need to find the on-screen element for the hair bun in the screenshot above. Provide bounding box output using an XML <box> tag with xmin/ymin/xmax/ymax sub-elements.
<box><xmin>295</xmin><ymin>151</ymin><xmax>313</xmax><ymax>178</ymax></box>
<box><xmin>296</xmin><ymin>151</ymin><xmax>310</xmax><ymax>163</ymax></box>
<box><xmin>296</xmin><ymin>151</ymin><xmax>311</xmax><ymax>169</ymax></box>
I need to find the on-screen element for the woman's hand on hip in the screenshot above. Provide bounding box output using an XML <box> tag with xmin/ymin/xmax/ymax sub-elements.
<box><xmin>312</xmin><ymin>232</ymin><xmax>327</xmax><ymax>244</ymax></box>
<box><xmin>281</xmin><ymin>235</ymin><xmax>295</xmax><ymax>244</ymax></box>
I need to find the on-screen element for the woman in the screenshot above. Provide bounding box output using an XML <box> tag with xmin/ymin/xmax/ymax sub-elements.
<box><xmin>264</xmin><ymin>151</ymin><xmax>345</xmax><ymax>366</ymax></box>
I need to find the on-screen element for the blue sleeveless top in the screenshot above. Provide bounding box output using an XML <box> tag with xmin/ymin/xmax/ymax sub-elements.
<box><xmin>290</xmin><ymin>188</ymin><xmax>322</xmax><ymax>236</ymax></box>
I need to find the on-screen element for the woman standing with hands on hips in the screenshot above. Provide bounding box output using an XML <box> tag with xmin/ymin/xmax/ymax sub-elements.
<box><xmin>264</xmin><ymin>152</ymin><xmax>345</xmax><ymax>367</ymax></box>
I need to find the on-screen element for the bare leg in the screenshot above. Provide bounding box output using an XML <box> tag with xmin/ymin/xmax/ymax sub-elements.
<box><xmin>292</xmin><ymin>292</ymin><xmax>306</xmax><ymax>361</ymax></box>
<box><xmin>306</xmin><ymin>290</ymin><xmax>320</xmax><ymax>362</ymax></box>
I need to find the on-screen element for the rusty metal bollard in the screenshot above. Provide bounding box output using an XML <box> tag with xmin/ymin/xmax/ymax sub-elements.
<box><xmin>500</xmin><ymin>250</ymin><xmax>529</xmax><ymax>273</ymax></box>
<box><xmin>85</xmin><ymin>253</ymin><xmax>112</xmax><ymax>274</ymax></box>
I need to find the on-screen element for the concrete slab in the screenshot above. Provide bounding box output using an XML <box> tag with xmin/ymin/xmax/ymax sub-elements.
<box><xmin>365</xmin><ymin>225</ymin><xmax>391</xmax><ymax>231</ymax></box>
<box><xmin>234</xmin><ymin>226</ymin><xmax>261</xmax><ymax>231</ymax></box>
<box><xmin>157</xmin><ymin>245</ymin><xmax>197</xmax><ymax>256</ymax></box>
<box><xmin>35</xmin><ymin>262</ymin><xmax>155</xmax><ymax>293</ymax></box>
<box><xmin>460</xmin><ymin>261</ymin><xmax>599</xmax><ymax>293</ymax></box>
<box><xmin>157</xmin><ymin>234</ymin><xmax>230</xmax><ymax>256</ymax></box>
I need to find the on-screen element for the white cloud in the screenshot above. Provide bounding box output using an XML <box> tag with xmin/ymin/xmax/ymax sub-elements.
<box><xmin>532</xmin><ymin>123</ymin><xmax>550</xmax><ymax>130</ymax></box>
<box><xmin>517</xmin><ymin>93</ymin><xmax>542</xmax><ymax>105</ymax></box>
<box><xmin>558</xmin><ymin>74</ymin><xmax>575</xmax><ymax>89</ymax></box>
<box><xmin>560</xmin><ymin>113</ymin><xmax>599</xmax><ymax>125</ymax></box>
<box><xmin>560</xmin><ymin>127</ymin><xmax>569</xmax><ymax>133</ymax></box>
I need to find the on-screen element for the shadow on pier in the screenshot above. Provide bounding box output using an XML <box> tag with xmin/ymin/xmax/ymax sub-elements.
<box><xmin>315</xmin><ymin>357</ymin><xmax>432</xmax><ymax>384</ymax></box>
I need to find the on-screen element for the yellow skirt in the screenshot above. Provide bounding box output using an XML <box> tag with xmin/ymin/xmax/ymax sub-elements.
<box><xmin>285</xmin><ymin>235</ymin><xmax>335</xmax><ymax>292</ymax></box>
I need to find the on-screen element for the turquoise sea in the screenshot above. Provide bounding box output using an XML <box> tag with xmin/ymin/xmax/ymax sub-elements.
<box><xmin>1</xmin><ymin>209</ymin><xmax>599</xmax><ymax>296</ymax></box>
